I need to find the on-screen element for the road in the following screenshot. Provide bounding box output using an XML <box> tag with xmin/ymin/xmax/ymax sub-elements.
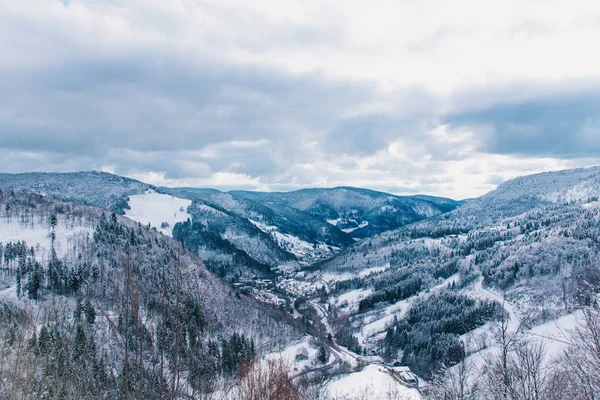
<box><xmin>291</xmin><ymin>298</ymin><xmax>421</xmax><ymax>399</ymax></box>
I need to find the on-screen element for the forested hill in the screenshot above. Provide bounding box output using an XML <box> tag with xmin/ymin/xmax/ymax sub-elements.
<box><xmin>314</xmin><ymin>165</ymin><xmax>600</xmax><ymax>377</ymax></box>
<box><xmin>0</xmin><ymin>172</ymin><xmax>461</xmax><ymax>279</ymax></box>
<box><xmin>319</xmin><ymin>165</ymin><xmax>600</xmax><ymax>274</ymax></box>
<box><xmin>0</xmin><ymin>190</ymin><xmax>300</xmax><ymax>399</ymax></box>
<box><xmin>233</xmin><ymin>187</ymin><xmax>463</xmax><ymax>239</ymax></box>
<box><xmin>0</xmin><ymin>171</ymin><xmax>154</xmax><ymax>214</ymax></box>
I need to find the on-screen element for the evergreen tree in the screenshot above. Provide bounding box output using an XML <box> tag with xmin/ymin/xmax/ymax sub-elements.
<box><xmin>317</xmin><ymin>345</ymin><xmax>328</xmax><ymax>364</ymax></box>
<box><xmin>84</xmin><ymin>297</ymin><xmax>96</xmax><ymax>324</ymax></box>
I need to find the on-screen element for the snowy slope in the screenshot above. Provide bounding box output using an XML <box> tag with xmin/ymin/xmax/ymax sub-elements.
<box><xmin>326</xmin><ymin>364</ymin><xmax>421</xmax><ymax>400</ymax></box>
<box><xmin>266</xmin><ymin>336</ymin><xmax>333</xmax><ymax>375</ymax></box>
<box><xmin>0</xmin><ymin>215</ymin><xmax>94</xmax><ymax>261</ymax></box>
<box><xmin>248</xmin><ymin>218</ymin><xmax>339</xmax><ymax>260</ymax></box>
<box><xmin>125</xmin><ymin>190</ymin><xmax>191</xmax><ymax>237</ymax></box>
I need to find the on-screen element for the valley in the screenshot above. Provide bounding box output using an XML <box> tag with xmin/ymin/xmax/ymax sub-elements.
<box><xmin>1</xmin><ymin>166</ymin><xmax>600</xmax><ymax>399</ymax></box>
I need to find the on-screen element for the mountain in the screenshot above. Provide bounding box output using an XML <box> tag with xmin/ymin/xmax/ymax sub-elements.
<box><xmin>2</xmin><ymin>166</ymin><xmax>600</xmax><ymax>397</ymax></box>
<box><xmin>0</xmin><ymin>190</ymin><xmax>301</xmax><ymax>399</ymax></box>
<box><xmin>233</xmin><ymin>187</ymin><xmax>463</xmax><ymax>239</ymax></box>
<box><xmin>308</xmin><ymin>166</ymin><xmax>600</xmax><ymax>377</ymax></box>
<box><xmin>162</xmin><ymin>187</ymin><xmax>354</xmax><ymax>271</ymax></box>
<box><xmin>0</xmin><ymin>171</ymin><xmax>154</xmax><ymax>214</ymax></box>
<box><xmin>0</xmin><ymin>172</ymin><xmax>460</xmax><ymax>279</ymax></box>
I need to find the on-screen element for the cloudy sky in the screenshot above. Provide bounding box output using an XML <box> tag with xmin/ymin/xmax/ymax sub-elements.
<box><xmin>1</xmin><ymin>0</ymin><xmax>600</xmax><ymax>199</ymax></box>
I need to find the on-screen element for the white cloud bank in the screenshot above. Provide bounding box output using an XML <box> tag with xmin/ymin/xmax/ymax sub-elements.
<box><xmin>1</xmin><ymin>0</ymin><xmax>600</xmax><ymax>198</ymax></box>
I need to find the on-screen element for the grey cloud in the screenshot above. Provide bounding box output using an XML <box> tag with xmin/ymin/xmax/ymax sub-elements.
<box><xmin>2</xmin><ymin>1</ymin><xmax>599</xmax><ymax>199</ymax></box>
<box><xmin>0</xmin><ymin>50</ymin><xmax>379</xmax><ymax>180</ymax></box>
<box><xmin>445</xmin><ymin>91</ymin><xmax>600</xmax><ymax>158</ymax></box>
<box><xmin>324</xmin><ymin>114</ymin><xmax>433</xmax><ymax>156</ymax></box>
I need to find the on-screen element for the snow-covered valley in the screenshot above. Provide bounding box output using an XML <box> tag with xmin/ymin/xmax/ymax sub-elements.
<box><xmin>2</xmin><ymin>166</ymin><xmax>600</xmax><ymax>399</ymax></box>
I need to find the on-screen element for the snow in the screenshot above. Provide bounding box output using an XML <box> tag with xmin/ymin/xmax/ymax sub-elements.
<box><xmin>326</xmin><ymin>364</ymin><xmax>421</xmax><ymax>400</ymax></box>
<box><xmin>0</xmin><ymin>216</ymin><xmax>94</xmax><ymax>261</ymax></box>
<box><xmin>458</xmin><ymin>280</ymin><xmax>582</xmax><ymax>372</ymax></box>
<box><xmin>357</xmin><ymin>299</ymin><xmax>412</xmax><ymax>344</ymax></box>
<box><xmin>413</xmin><ymin>204</ymin><xmax>438</xmax><ymax>218</ymax></box>
<box><xmin>542</xmin><ymin>180</ymin><xmax>600</xmax><ymax>204</ymax></box>
<box><xmin>249</xmin><ymin>218</ymin><xmax>335</xmax><ymax>259</ymax></box>
<box><xmin>357</xmin><ymin>274</ymin><xmax>459</xmax><ymax>345</ymax></box>
<box><xmin>466</xmin><ymin>278</ymin><xmax>521</xmax><ymax>332</ymax></box>
<box><xmin>272</xmin><ymin>231</ymin><xmax>317</xmax><ymax>258</ymax></box>
<box><xmin>125</xmin><ymin>190</ymin><xmax>191</xmax><ymax>237</ymax></box>
<box><xmin>459</xmin><ymin>310</ymin><xmax>582</xmax><ymax>376</ymax></box>
<box><xmin>321</xmin><ymin>272</ymin><xmax>354</xmax><ymax>283</ymax></box>
<box><xmin>248</xmin><ymin>218</ymin><xmax>278</xmax><ymax>232</ymax></box>
<box><xmin>528</xmin><ymin>311</ymin><xmax>581</xmax><ymax>358</ymax></box>
<box><xmin>327</xmin><ymin>218</ymin><xmax>342</xmax><ymax>226</ymax></box>
<box><xmin>341</xmin><ymin>221</ymin><xmax>369</xmax><ymax>233</ymax></box>
<box><xmin>266</xmin><ymin>336</ymin><xmax>326</xmax><ymax>374</ymax></box>
<box><xmin>358</xmin><ymin>264</ymin><xmax>388</xmax><ymax>278</ymax></box>
<box><xmin>336</xmin><ymin>289</ymin><xmax>373</xmax><ymax>306</ymax></box>
<box><xmin>0</xmin><ymin>284</ymin><xmax>26</xmax><ymax>309</ymax></box>
<box><xmin>196</xmin><ymin>203</ymin><xmax>226</xmax><ymax>216</ymax></box>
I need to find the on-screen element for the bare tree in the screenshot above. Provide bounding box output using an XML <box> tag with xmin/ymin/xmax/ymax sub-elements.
<box><xmin>481</xmin><ymin>297</ymin><xmax>533</xmax><ymax>400</ymax></box>
<box><xmin>551</xmin><ymin>307</ymin><xmax>600</xmax><ymax>400</ymax></box>
<box><xmin>230</xmin><ymin>359</ymin><xmax>303</xmax><ymax>400</ymax></box>
<box><xmin>425</xmin><ymin>358</ymin><xmax>481</xmax><ymax>400</ymax></box>
<box><xmin>507</xmin><ymin>339</ymin><xmax>549</xmax><ymax>400</ymax></box>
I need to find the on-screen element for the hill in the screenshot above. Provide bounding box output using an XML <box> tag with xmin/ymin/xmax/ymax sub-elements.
<box><xmin>233</xmin><ymin>187</ymin><xmax>463</xmax><ymax>239</ymax></box>
<box><xmin>0</xmin><ymin>172</ymin><xmax>460</xmax><ymax>279</ymax></box>
<box><xmin>308</xmin><ymin>166</ymin><xmax>600</xmax><ymax>377</ymax></box>
<box><xmin>0</xmin><ymin>190</ymin><xmax>300</xmax><ymax>398</ymax></box>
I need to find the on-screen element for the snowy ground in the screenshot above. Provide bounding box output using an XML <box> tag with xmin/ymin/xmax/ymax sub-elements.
<box><xmin>249</xmin><ymin>218</ymin><xmax>337</xmax><ymax>260</ymax></box>
<box><xmin>358</xmin><ymin>264</ymin><xmax>388</xmax><ymax>278</ymax></box>
<box><xmin>266</xmin><ymin>336</ymin><xmax>333</xmax><ymax>375</ymax></box>
<box><xmin>335</xmin><ymin>288</ymin><xmax>373</xmax><ymax>308</ymax></box>
<box><xmin>326</xmin><ymin>364</ymin><xmax>421</xmax><ymax>400</ymax></box>
<box><xmin>457</xmin><ymin>285</ymin><xmax>583</xmax><ymax>375</ymax></box>
<box><xmin>528</xmin><ymin>311</ymin><xmax>581</xmax><ymax>359</ymax></box>
<box><xmin>0</xmin><ymin>216</ymin><xmax>94</xmax><ymax>262</ymax></box>
<box><xmin>341</xmin><ymin>221</ymin><xmax>369</xmax><ymax>233</ymax></box>
<box><xmin>125</xmin><ymin>190</ymin><xmax>191</xmax><ymax>237</ymax></box>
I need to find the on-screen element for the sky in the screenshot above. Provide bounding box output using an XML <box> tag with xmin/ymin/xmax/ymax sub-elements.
<box><xmin>1</xmin><ymin>0</ymin><xmax>600</xmax><ymax>199</ymax></box>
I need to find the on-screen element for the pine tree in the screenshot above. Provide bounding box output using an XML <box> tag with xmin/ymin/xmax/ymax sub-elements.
<box><xmin>73</xmin><ymin>324</ymin><xmax>87</xmax><ymax>360</ymax></box>
<box><xmin>318</xmin><ymin>345</ymin><xmax>328</xmax><ymax>364</ymax></box>
<box><xmin>84</xmin><ymin>297</ymin><xmax>96</xmax><ymax>324</ymax></box>
<box><xmin>27</xmin><ymin>263</ymin><xmax>41</xmax><ymax>300</ymax></box>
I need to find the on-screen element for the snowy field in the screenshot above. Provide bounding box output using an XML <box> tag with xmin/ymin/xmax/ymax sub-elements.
<box><xmin>0</xmin><ymin>216</ymin><xmax>94</xmax><ymax>261</ymax></box>
<box><xmin>327</xmin><ymin>364</ymin><xmax>421</xmax><ymax>400</ymax></box>
<box><xmin>266</xmin><ymin>336</ymin><xmax>333</xmax><ymax>374</ymax></box>
<box><xmin>125</xmin><ymin>191</ymin><xmax>191</xmax><ymax>237</ymax></box>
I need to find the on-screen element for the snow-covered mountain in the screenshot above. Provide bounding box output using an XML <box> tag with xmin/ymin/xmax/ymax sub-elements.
<box><xmin>311</xmin><ymin>166</ymin><xmax>600</xmax><ymax>377</ymax></box>
<box><xmin>0</xmin><ymin>190</ymin><xmax>301</xmax><ymax>399</ymax></box>
<box><xmin>2</xmin><ymin>166</ymin><xmax>600</xmax><ymax>398</ymax></box>
<box><xmin>234</xmin><ymin>187</ymin><xmax>463</xmax><ymax>239</ymax></box>
<box><xmin>0</xmin><ymin>171</ymin><xmax>154</xmax><ymax>214</ymax></box>
<box><xmin>0</xmin><ymin>172</ymin><xmax>460</xmax><ymax>279</ymax></box>
<box><xmin>163</xmin><ymin>187</ymin><xmax>354</xmax><ymax>274</ymax></box>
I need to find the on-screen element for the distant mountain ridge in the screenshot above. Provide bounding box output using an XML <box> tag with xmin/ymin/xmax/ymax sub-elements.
<box><xmin>0</xmin><ymin>171</ymin><xmax>154</xmax><ymax>214</ymax></box>
<box><xmin>0</xmin><ymin>171</ymin><xmax>462</xmax><ymax>278</ymax></box>
<box><xmin>233</xmin><ymin>186</ymin><xmax>463</xmax><ymax>239</ymax></box>
<box><xmin>319</xmin><ymin>165</ymin><xmax>600</xmax><ymax>273</ymax></box>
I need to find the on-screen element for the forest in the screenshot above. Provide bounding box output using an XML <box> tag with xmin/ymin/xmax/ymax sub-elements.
<box><xmin>0</xmin><ymin>190</ymin><xmax>300</xmax><ymax>399</ymax></box>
